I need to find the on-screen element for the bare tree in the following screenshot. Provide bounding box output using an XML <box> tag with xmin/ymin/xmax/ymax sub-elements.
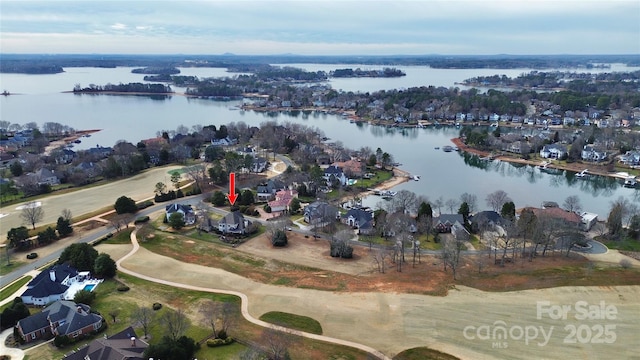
<box><xmin>161</xmin><ymin>308</ymin><xmax>189</xmax><ymax>341</ymax></box>
<box><xmin>132</xmin><ymin>305</ymin><xmax>153</xmax><ymax>339</ymax></box>
<box><xmin>199</xmin><ymin>300</ymin><xmax>236</xmax><ymax>339</ymax></box>
<box><xmin>445</xmin><ymin>198</ymin><xmax>460</xmax><ymax>214</ymax></box>
<box><xmin>386</xmin><ymin>189</ymin><xmax>418</xmax><ymax>214</ymax></box>
<box><xmin>485</xmin><ymin>190</ymin><xmax>512</xmax><ymax>213</ymax></box>
<box><xmin>372</xmin><ymin>249</ymin><xmax>389</xmax><ymax>273</ymax></box>
<box><xmin>261</xmin><ymin>328</ymin><xmax>294</xmax><ymax>360</ymax></box>
<box><xmin>433</xmin><ymin>197</ymin><xmax>444</xmax><ymax>216</ymax></box>
<box><xmin>109</xmin><ymin>213</ymin><xmax>133</xmax><ymax>233</ymax></box>
<box><xmin>442</xmin><ymin>232</ymin><xmax>466</xmax><ymax>280</ymax></box>
<box><xmin>61</xmin><ymin>208</ymin><xmax>73</xmax><ymax>222</ymax></box>
<box><xmin>563</xmin><ymin>195</ymin><xmax>582</xmax><ymax>213</ymax></box>
<box><xmin>20</xmin><ymin>201</ymin><xmax>44</xmax><ymax>229</ymax></box>
<box><xmin>184</xmin><ymin>164</ymin><xmax>208</xmax><ymax>192</ymax></box>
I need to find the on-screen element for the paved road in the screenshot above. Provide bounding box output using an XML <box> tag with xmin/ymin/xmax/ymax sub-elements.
<box><xmin>0</xmin><ymin>165</ymin><xmax>183</xmax><ymax>242</ymax></box>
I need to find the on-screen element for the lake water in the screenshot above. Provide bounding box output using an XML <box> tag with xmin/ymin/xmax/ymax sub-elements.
<box><xmin>1</xmin><ymin>64</ymin><xmax>638</xmax><ymax>218</ymax></box>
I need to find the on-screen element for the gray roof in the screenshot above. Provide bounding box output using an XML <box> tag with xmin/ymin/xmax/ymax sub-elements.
<box><xmin>433</xmin><ymin>214</ymin><xmax>464</xmax><ymax>226</ymax></box>
<box><xmin>63</xmin><ymin>326</ymin><xmax>149</xmax><ymax>360</ymax></box>
<box><xmin>219</xmin><ymin>211</ymin><xmax>245</xmax><ymax>228</ymax></box>
<box><xmin>18</xmin><ymin>300</ymin><xmax>102</xmax><ymax>336</ymax></box>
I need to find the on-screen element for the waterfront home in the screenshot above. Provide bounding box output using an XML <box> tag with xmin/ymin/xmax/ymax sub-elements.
<box><xmin>527</xmin><ymin>206</ymin><xmax>582</xmax><ymax>228</ymax></box>
<box><xmin>62</xmin><ymin>326</ymin><xmax>149</xmax><ymax>360</ymax></box>
<box><xmin>539</xmin><ymin>143</ymin><xmax>567</xmax><ymax>159</ymax></box>
<box><xmin>620</xmin><ymin>151</ymin><xmax>640</xmax><ymax>166</ymax></box>
<box><xmin>332</xmin><ymin>159</ymin><xmax>365</xmax><ymax>178</ymax></box>
<box><xmin>433</xmin><ymin>214</ymin><xmax>465</xmax><ymax>233</ymax></box>
<box><xmin>580</xmin><ymin>212</ymin><xmax>599</xmax><ymax>231</ymax></box>
<box><xmin>16</xmin><ymin>300</ymin><xmax>103</xmax><ymax>343</ymax></box>
<box><xmin>469</xmin><ymin>211</ymin><xmax>504</xmax><ymax>233</ymax></box>
<box><xmin>165</xmin><ymin>203</ymin><xmax>196</xmax><ymax>225</ymax></box>
<box><xmin>581</xmin><ymin>145</ymin><xmax>608</xmax><ymax>162</ymax></box>
<box><xmin>323</xmin><ymin>165</ymin><xmax>348</xmax><ymax>186</ymax></box>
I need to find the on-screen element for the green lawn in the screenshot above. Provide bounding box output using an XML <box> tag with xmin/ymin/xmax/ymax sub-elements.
<box><xmin>259</xmin><ymin>311</ymin><xmax>323</xmax><ymax>335</ymax></box>
<box><xmin>0</xmin><ymin>259</ymin><xmax>26</xmax><ymax>276</ymax></box>
<box><xmin>0</xmin><ymin>275</ymin><xmax>32</xmax><ymax>303</ymax></box>
<box><xmin>604</xmin><ymin>238</ymin><xmax>640</xmax><ymax>251</ymax></box>
<box><xmin>102</xmin><ymin>228</ymin><xmax>134</xmax><ymax>244</ymax></box>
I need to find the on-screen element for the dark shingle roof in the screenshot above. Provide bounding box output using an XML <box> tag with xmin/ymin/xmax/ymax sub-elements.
<box><xmin>63</xmin><ymin>326</ymin><xmax>149</xmax><ymax>360</ymax></box>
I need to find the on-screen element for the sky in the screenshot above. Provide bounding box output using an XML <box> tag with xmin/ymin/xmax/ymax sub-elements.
<box><xmin>0</xmin><ymin>0</ymin><xmax>639</xmax><ymax>55</ymax></box>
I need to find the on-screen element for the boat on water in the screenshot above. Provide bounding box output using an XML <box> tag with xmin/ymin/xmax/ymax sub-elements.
<box><xmin>537</xmin><ymin>161</ymin><xmax>550</xmax><ymax>170</ymax></box>
<box><xmin>442</xmin><ymin>145</ymin><xmax>454</xmax><ymax>152</ymax></box>
<box><xmin>412</xmin><ymin>175</ymin><xmax>421</xmax><ymax>181</ymax></box>
<box><xmin>576</xmin><ymin>169</ymin><xmax>590</xmax><ymax>178</ymax></box>
<box><xmin>624</xmin><ymin>177</ymin><xmax>637</xmax><ymax>188</ymax></box>
<box><xmin>73</xmin><ymin>139</ymin><xmax>81</xmax><ymax>144</ymax></box>
<box><xmin>434</xmin><ymin>147</ymin><xmax>440</xmax><ymax>150</ymax></box>
<box><xmin>374</xmin><ymin>190</ymin><xmax>397</xmax><ymax>198</ymax></box>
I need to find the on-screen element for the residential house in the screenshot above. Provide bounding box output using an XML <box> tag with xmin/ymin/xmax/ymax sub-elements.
<box><xmin>251</xmin><ymin>157</ymin><xmax>268</xmax><ymax>173</ymax></box>
<box><xmin>469</xmin><ymin>211</ymin><xmax>504</xmax><ymax>233</ymax></box>
<box><xmin>268</xmin><ymin>189</ymin><xmax>298</xmax><ymax>214</ymax></box>
<box><xmin>86</xmin><ymin>146</ymin><xmax>113</xmax><ymax>159</ymax></box>
<box><xmin>539</xmin><ymin>144</ymin><xmax>567</xmax><ymax>159</ymax></box>
<box><xmin>256</xmin><ymin>179</ymin><xmax>286</xmax><ymax>201</ymax></box>
<box><xmin>620</xmin><ymin>151</ymin><xmax>640</xmax><ymax>166</ymax></box>
<box><xmin>303</xmin><ymin>201</ymin><xmax>338</xmax><ymax>226</ymax></box>
<box><xmin>75</xmin><ymin>162</ymin><xmax>101</xmax><ymax>179</ymax></box>
<box><xmin>165</xmin><ymin>203</ymin><xmax>196</xmax><ymax>225</ymax></box>
<box><xmin>341</xmin><ymin>207</ymin><xmax>374</xmax><ymax>235</ymax></box>
<box><xmin>381</xmin><ymin>212</ymin><xmax>417</xmax><ymax>237</ymax></box>
<box><xmin>218</xmin><ymin>211</ymin><xmax>251</xmax><ymax>235</ymax></box>
<box><xmin>54</xmin><ymin>148</ymin><xmax>76</xmax><ymax>164</ymax></box>
<box><xmin>580</xmin><ymin>212</ymin><xmax>599</xmax><ymax>232</ymax></box>
<box><xmin>31</xmin><ymin>168</ymin><xmax>60</xmax><ymax>186</ymax></box>
<box><xmin>527</xmin><ymin>206</ymin><xmax>582</xmax><ymax>228</ymax></box>
<box><xmin>581</xmin><ymin>145</ymin><xmax>608</xmax><ymax>162</ymax></box>
<box><xmin>323</xmin><ymin>165</ymin><xmax>348</xmax><ymax>186</ymax></box>
<box><xmin>433</xmin><ymin>214</ymin><xmax>465</xmax><ymax>233</ymax></box>
<box><xmin>63</xmin><ymin>326</ymin><xmax>149</xmax><ymax>360</ymax></box>
<box><xmin>211</xmin><ymin>136</ymin><xmax>237</xmax><ymax>146</ymax></box>
<box><xmin>16</xmin><ymin>300</ymin><xmax>103</xmax><ymax>343</ymax></box>
<box><xmin>333</xmin><ymin>159</ymin><xmax>365</xmax><ymax>178</ymax></box>
<box><xmin>21</xmin><ymin>264</ymin><xmax>102</xmax><ymax>306</ymax></box>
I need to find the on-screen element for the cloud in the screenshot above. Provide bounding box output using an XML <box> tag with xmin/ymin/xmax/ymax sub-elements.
<box><xmin>110</xmin><ymin>23</ymin><xmax>127</xmax><ymax>30</ymax></box>
<box><xmin>1</xmin><ymin>0</ymin><xmax>638</xmax><ymax>54</ymax></box>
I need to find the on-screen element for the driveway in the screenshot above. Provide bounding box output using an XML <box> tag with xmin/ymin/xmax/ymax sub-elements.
<box><xmin>0</xmin><ymin>328</ymin><xmax>24</xmax><ymax>360</ymax></box>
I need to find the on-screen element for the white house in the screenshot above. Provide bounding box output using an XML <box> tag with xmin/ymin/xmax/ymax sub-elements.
<box><xmin>165</xmin><ymin>203</ymin><xmax>196</xmax><ymax>225</ymax></box>
<box><xmin>323</xmin><ymin>165</ymin><xmax>348</xmax><ymax>186</ymax></box>
<box><xmin>539</xmin><ymin>144</ymin><xmax>567</xmax><ymax>159</ymax></box>
<box><xmin>581</xmin><ymin>145</ymin><xmax>607</xmax><ymax>162</ymax></box>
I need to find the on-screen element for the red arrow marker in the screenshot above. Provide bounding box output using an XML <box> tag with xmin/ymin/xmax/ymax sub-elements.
<box><xmin>227</xmin><ymin>172</ymin><xmax>238</xmax><ymax>205</ymax></box>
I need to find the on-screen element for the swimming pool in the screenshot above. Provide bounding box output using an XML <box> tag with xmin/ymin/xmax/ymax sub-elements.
<box><xmin>83</xmin><ymin>284</ymin><xmax>96</xmax><ymax>292</ymax></box>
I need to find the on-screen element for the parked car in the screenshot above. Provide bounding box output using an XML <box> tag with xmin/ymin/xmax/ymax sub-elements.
<box><xmin>26</xmin><ymin>252</ymin><xmax>38</xmax><ymax>259</ymax></box>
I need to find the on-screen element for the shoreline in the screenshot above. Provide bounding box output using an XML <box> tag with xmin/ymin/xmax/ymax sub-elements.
<box><xmin>450</xmin><ymin>137</ymin><xmax>639</xmax><ymax>181</ymax></box>
<box><xmin>43</xmin><ymin>129</ymin><xmax>102</xmax><ymax>155</ymax></box>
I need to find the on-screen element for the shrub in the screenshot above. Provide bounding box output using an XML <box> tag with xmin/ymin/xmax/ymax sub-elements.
<box><xmin>271</xmin><ymin>229</ymin><xmax>288</xmax><ymax>247</ymax></box>
<box><xmin>54</xmin><ymin>335</ymin><xmax>71</xmax><ymax>348</ymax></box>
<box><xmin>263</xmin><ymin>204</ymin><xmax>272</xmax><ymax>213</ymax></box>
<box><xmin>137</xmin><ymin>200</ymin><xmax>154</xmax><ymax>210</ymax></box>
<box><xmin>117</xmin><ymin>285</ymin><xmax>130</xmax><ymax>292</ymax></box>
<box><xmin>134</xmin><ymin>216</ymin><xmax>150</xmax><ymax>224</ymax></box>
<box><xmin>206</xmin><ymin>337</ymin><xmax>234</xmax><ymax>347</ymax></box>
<box><xmin>152</xmin><ymin>303</ymin><xmax>162</xmax><ymax>311</ymax></box>
<box><xmin>620</xmin><ymin>259</ymin><xmax>632</xmax><ymax>269</ymax></box>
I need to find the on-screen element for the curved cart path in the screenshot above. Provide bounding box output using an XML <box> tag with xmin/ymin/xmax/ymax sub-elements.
<box><xmin>116</xmin><ymin>228</ymin><xmax>391</xmax><ymax>360</ymax></box>
<box><xmin>117</xmin><ymin>229</ymin><xmax>640</xmax><ymax>360</ymax></box>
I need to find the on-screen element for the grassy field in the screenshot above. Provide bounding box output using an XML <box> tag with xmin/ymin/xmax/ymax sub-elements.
<box><xmin>0</xmin><ymin>275</ymin><xmax>32</xmax><ymax>303</ymax></box>
<box><xmin>394</xmin><ymin>347</ymin><xmax>461</xmax><ymax>360</ymax></box>
<box><xmin>603</xmin><ymin>238</ymin><xmax>640</xmax><ymax>251</ymax></box>
<box><xmin>259</xmin><ymin>311</ymin><xmax>323</xmax><ymax>335</ymax></box>
<box><xmin>24</xmin><ymin>272</ymin><xmax>377</xmax><ymax>360</ymax></box>
<box><xmin>0</xmin><ymin>259</ymin><xmax>26</xmax><ymax>276</ymax></box>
